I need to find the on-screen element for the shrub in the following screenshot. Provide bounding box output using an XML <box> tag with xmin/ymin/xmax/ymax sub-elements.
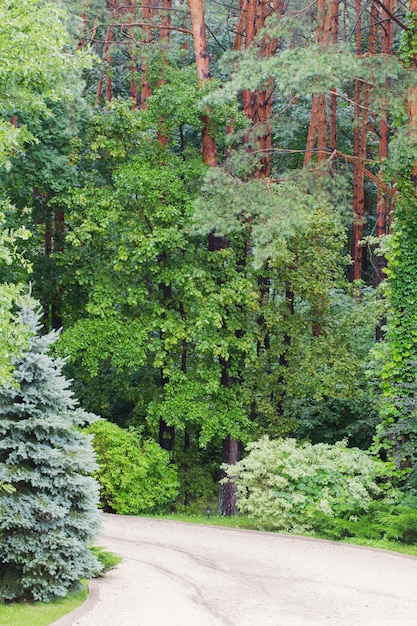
<box><xmin>86</xmin><ymin>420</ymin><xmax>179</xmax><ymax>515</ymax></box>
<box><xmin>225</xmin><ymin>437</ymin><xmax>400</xmax><ymax>534</ymax></box>
<box><xmin>309</xmin><ymin>501</ymin><xmax>417</xmax><ymax>543</ymax></box>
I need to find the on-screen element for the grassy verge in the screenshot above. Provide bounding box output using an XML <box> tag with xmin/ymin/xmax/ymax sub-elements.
<box><xmin>0</xmin><ymin>583</ymin><xmax>88</xmax><ymax>626</ymax></box>
<box><xmin>0</xmin><ymin>547</ymin><xmax>121</xmax><ymax>626</ymax></box>
<box><xmin>151</xmin><ymin>511</ymin><xmax>417</xmax><ymax>557</ymax></box>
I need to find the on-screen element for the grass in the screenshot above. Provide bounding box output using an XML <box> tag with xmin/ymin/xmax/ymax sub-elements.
<box><xmin>0</xmin><ymin>583</ymin><xmax>88</xmax><ymax>626</ymax></box>
<box><xmin>0</xmin><ymin>547</ymin><xmax>121</xmax><ymax>626</ymax></box>
<box><xmin>91</xmin><ymin>545</ymin><xmax>122</xmax><ymax>573</ymax></box>
<box><xmin>156</xmin><ymin>511</ymin><xmax>258</xmax><ymax>530</ymax></box>
<box><xmin>150</xmin><ymin>511</ymin><xmax>417</xmax><ymax>557</ymax></box>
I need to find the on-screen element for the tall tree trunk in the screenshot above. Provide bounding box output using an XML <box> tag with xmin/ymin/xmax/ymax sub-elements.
<box><xmin>329</xmin><ymin>0</ymin><xmax>339</xmax><ymax>157</ymax></box>
<box><xmin>304</xmin><ymin>0</ymin><xmax>336</xmax><ymax>166</ymax></box>
<box><xmin>124</xmin><ymin>0</ymin><xmax>139</xmax><ymax>107</ymax></box>
<box><xmin>242</xmin><ymin>0</ymin><xmax>257</xmax><ymax>119</ymax></box>
<box><xmin>158</xmin><ymin>262</ymin><xmax>175</xmax><ymax>450</ymax></box>
<box><xmin>77</xmin><ymin>0</ymin><xmax>90</xmax><ymax>51</ymax></box>
<box><xmin>189</xmin><ymin>0</ymin><xmax>238</xmax><ymax>514</ymax></box>
<box><xmin>189</xmin><ymin>0</ymin><xmax>217</xmax><ymax>165</ymax></box>
<box><xmin>375</xmin><ymin>0</ymin><xmax>393</xmax><ymax>286</ymax></box>
<box><xmin>96</xmin><ymin>25</ymin><xmax>114</xmax><ymax>105</ymax></box>
<box><xmin>256</xmin><ymin>0</ymin><xmax>282</xmax><ymax>177</ymax></box>
<box><xmin>141</xmin><ymin>0</ymin><xmax>154</xmax><ymax>108</ymax></box>
<box><xmin>157</xmin><ymin>0</ymin><xmax>172</xmax><ymax>145</ymax></box>
<box><xmin>220</xmin><ymin>435</ymin><xmax>239</xmax><ymax>516</ymax></box>
<box><xmin>352</xmin><ymin>0</ymin><xmax>378</xmax><ymax>282</ymax></box>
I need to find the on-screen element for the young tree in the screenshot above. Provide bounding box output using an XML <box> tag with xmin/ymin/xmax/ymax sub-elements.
<box><xmin>0</xmin><ymin>303</ymin><xmax>101</xmax><ymax>601</ymax></box>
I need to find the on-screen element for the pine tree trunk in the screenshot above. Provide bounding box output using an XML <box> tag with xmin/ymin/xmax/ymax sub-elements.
<box><xmin>375</xmin><ymin>0</ymin><xmax>394</xmax><ymax>286</ymax></box>
<box><xmin>141</xmin><ymin>0</ymin><xmax>154</xmax><ymax>108</ymax></box>
<box><xmin>189</xmin><ymin>0</ymin><xmax>217</xmax><ymax>165</ymax></box>
<box><xmin>157</xmin><ymin>0</ymin><xmax>172</xmax><ymax>143</ymax></box>
<box><xmin>304</xmin><ymin>0</ymin><xmax>336</xmax><ymax>166</ymax></box>
<box><xmin>329</xmin><ymin>0</ymin><xmax>339</xmax><ymax>157</ymax></box>
<box><xmin>77</xmin><ymin>0</ymin><xmax>90</xmax><ymax>50</ymax></box>
<box><xmin>125</xmin><ymin>0</ymin><xmax>139</xmax><ymax>107</ymax></box>
<box><xmin>96</xmin><ymin>25</ymin><xmax>114</xmax><ymax>105</ymax></box>
<box><xmin>352</xmin><ymin>0</ymin><xmax>377</xmax><ymax>282</ymax></box>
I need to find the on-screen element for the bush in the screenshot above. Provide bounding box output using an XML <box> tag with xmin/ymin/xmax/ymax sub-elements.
<box><xmin>310</xmin><ymin>501</ymin><xmax>417</xmax><ymax>544</ymax></box>
<box><xmin>86</xmin><ymin>420</ymin><xmax>179</xmax><ymax>515</ymax></box>
<box><xmin>225</xmin><ymin>437</ymin><xmax>400</xmax><ymax>534</ymax></box>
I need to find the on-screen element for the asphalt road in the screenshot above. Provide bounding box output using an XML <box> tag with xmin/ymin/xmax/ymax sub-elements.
<box><xmin>65</xmin><ymin>513</ymin><xmax>417</xmax><ymax>626</ymax></box>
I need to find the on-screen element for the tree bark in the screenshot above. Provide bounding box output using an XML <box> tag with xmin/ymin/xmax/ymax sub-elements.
<box><xmin>220</xmin><ymin>435</ymin><xmax>239</xmax><ymax>516</ymax></box>
<box><xmin>157</xmin><ymin>0</ymin><xmax>172</xmax><ymax>145</ymax></box>
<box><xmin>141</xmin><ymin>0</ymin><xmax>154</xmax><ymax>108</ymax></box>
<box><xmin>304</xmin><ymin>0</ymin><xmax>336</xmax><ymax>166</ymax></box>
<box><xmin>375</xmin><ymin>0</ymin><xmax>393</xmax><ymax>286</ymax></box>
<box><xmin>329</xmin><ymin>0</ymin><xmax>339</xmax><ymax>157</ymax></box>
<box><xmin>189</xmin><ymin>0</ymin><xmax>217</xmax><ymax>165</ymax></box>
<box><xmin>352</xmin><ymin>0</ymin><xmax>378</xmax><ymax>282</ymax></box>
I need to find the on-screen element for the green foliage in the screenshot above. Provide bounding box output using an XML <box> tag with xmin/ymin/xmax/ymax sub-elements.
<box><xmin>373</xmin><ymin>177</ymin><xmax>417</xmax><ymax>472</ymax></box>
<box><xmin>86</xmin><ymin>420</ymin><xmax>179</xmax><ymax>514</ymax></box>
<box><xmin>226</xmin><ymin>437</ymin><xmax>399</xmax><ymax>534</ymax></box>
<box><xmin>0</xmin><ymin>0</ymin><xmax>92</xmax><ymax>167</ymax></box>
<box><xmin>89</xmin><ymin>546</ymin><xmax>122</xmax><ymax>574</ymax></box>
<box><xmin>0</xmin><ymin>304</ymin><xmax>102</xmax><ymax>602</ymax></box>
<box><xmin>399</xmin><ymin>13</ymin><xmax>417</xmax><ymax>68</ymax></box>
<box><xmin>311</xmin><ymin>501</ymin><xmax>417</xmax><ymax>545</ymax></box>
<box><xmin>0</xmin><ymin>210</ymin><xmax>32</xmax><ymax>385</ymax></box>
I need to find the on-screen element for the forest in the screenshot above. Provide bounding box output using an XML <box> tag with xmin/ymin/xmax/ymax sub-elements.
<box><xmin>1</xmin><ymin>0</ymin><xmax>417</xmax><ymax>531</ymax></box>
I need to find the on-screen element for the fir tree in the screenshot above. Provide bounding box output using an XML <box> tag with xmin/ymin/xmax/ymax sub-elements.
<box><xmin>0</xmin><ymin>303</ymin><xmax>102</xmax><ymax>602</ymax></box>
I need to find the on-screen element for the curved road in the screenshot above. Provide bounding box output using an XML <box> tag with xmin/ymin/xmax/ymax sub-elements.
<box><xmin>66</xmin><ymin>513</ymin><xmax>417</xmax><ymax>626</ymax></box>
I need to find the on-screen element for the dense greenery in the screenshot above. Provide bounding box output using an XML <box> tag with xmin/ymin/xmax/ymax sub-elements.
<box><xmin>87</xmin><ymin>420</ymin><xmax>179</xmax><ymax>514</ymax></box>
<box><xmin>0</xmin><ymin>0</ymin><xmax>417</xmax><ymax>582</ymax></box>
<box><xmin>224</xmin><ymin>437</ymin><xmax>417</xmax><ymax>540</ymax></box>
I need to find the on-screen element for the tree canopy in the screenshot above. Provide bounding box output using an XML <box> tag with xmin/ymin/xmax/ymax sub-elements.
<box><xmin>1</xmin><ymin>0</ymin><xmax>417</xmax><ymax>521</ymax></box>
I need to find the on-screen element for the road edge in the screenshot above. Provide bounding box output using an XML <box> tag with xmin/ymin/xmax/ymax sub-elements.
<box><xmin>49</xmin><ymin>579</ymin><xmax>100</xmax><ymax>626</ymax></box>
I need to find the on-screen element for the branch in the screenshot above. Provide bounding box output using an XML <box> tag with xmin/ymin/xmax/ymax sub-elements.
<box><xmin>334</xmin><ymin>149</ymin><xmax>396</xmax><ymax>196</ymax></box>
<box><xmin>372</xmin><ymin>0</ymin><xmax>407</xmax><ymax>30</ymax></box>
<box><xmin>109</xmin><ymin>22</ymin><xmax>193</xmax><ymax>35</ymax></box>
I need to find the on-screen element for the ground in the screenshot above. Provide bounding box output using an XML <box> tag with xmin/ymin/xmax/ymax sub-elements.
<box><xmin>54</xmin><ymin>513</ymin><xmax>417</xmax><ymax>626</ymax></box>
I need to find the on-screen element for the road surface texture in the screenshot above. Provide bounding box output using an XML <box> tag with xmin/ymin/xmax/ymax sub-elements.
<box><xmin>57</xmin><ymin>513</ymin><xmax>417</xmax><ymax>626</ymax></box>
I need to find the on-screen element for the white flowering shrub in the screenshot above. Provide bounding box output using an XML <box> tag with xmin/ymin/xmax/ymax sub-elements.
<box><xmin>225</xmin><ymin>437</ymin><xmax>398</xmax><ymax>533</ymax></box>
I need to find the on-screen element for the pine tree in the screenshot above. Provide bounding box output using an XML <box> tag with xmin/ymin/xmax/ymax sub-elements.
<box><xmin>0</xmin><ymin>302</ymin><xmax>102</xmax><ymax>602</ymax></box>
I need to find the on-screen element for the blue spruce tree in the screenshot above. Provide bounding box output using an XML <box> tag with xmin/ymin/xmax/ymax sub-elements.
<box><xmin>0</xmin><ymin>303</ymin><xmax>102</xmax><ymax>601</ymax></box>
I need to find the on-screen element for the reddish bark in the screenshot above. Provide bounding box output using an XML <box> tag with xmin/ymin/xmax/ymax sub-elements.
<box><xmin>96</xmin><ymin>25</ymin><xmax>114</xmax><ymax>105</ymax></box>
<box><xmin>157</xmin><ymin>0</ymin><xmax>172</xmax><ymax>145</ymax></box>
<box><xmin>189</xmin><ymin>0</ymin><xmax>217</xmax><ymax>166</ymax></box>
<box><xmin>77</xmin><ymin>0</ymin><xmax>90</xmax><ymax>51</ymax></box>
<box><xmin>234</xmin><ymin>0</ymin><xmax>248</xmax><ymax>51</ymax></box>
<box><xmin>304</xmin><ymin>96</ymin><xmax>320</xmax><ymax>166</ymax></box>
<box><xmin>141</xmin><ymin>1</ymin><xmax>154</xmax><ymax>109</ymax></box>
<box><xmin>123</xmin><ymin>0</ymin><xmax>139</xmax><ymax>108</ymax></box>
<box><xmin>329</xmin><ymin>0</ymin><xmax>339</xmax><ymax>155</ymax></box>
<box><xmin>304</xmin><ymin>0</ymin><xmax>337</xmax><ymax>166</ymax></box>
<box><xmin>352</xmin><ymin>1</ymin><xmax>378</xmax><ymax>282</ymax></box>
<box><xmin>408</xmin><ymin>0</ymin><xmax>417</xmax><ymax>175</ymax></box>
<box><xmin>241</xmin><ymin>0</ymin><xmax>282</xmax><ymax>176</ymax></box>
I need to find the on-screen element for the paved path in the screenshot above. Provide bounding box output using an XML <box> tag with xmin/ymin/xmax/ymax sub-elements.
<box><xmin>55</xmin><ymin>513</ymin><xmax>417</xmax><ymax>626</ymax></box>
